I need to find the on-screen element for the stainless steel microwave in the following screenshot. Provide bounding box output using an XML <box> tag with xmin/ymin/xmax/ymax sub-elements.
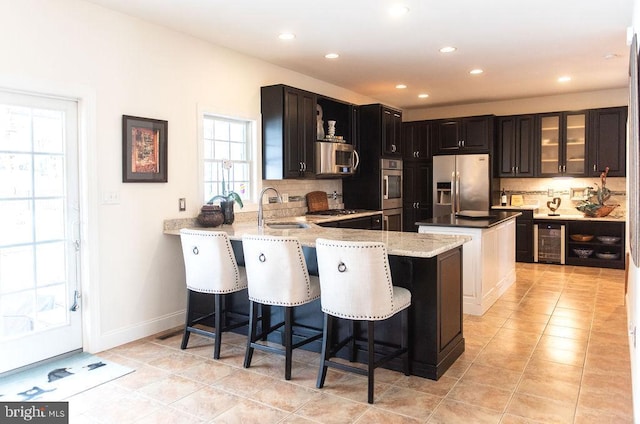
<box><xmin>315</xmin><ymin>141</ymin><xmax>359</xmax><ymax>177</ymax></box>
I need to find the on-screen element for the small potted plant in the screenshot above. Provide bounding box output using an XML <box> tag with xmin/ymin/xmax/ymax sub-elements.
<box><xmin>207</xmin><ymin>160</ymin><xmax>243</xmax><ymax>224</ymax></box>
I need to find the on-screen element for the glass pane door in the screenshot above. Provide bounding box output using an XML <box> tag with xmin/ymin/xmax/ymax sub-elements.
<box><xmin>0</xmin><ymin>91</ymin><xmax>81</xmax><ymax>373</ymax></box>
<box><xmin>540</xmin><ymin>115</ymin><xmax>560</xmax><ymax>175</ymax></box>
<box><xmin>565</xmin><ymin>113</ymin><xmax>586</xmax><ymax>174</ymax></box>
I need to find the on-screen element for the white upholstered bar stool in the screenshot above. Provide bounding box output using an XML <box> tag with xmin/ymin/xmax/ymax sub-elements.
<box><xmin>179</xmin><ymin>229</ymin><xmax>249</xmax><ymax>359</ymax></box>
<box><xmin>241</xmin><ymin>234</ymin><xmax>322</xmax><ymax>380</ymax></box>
<box><xmin>315</xmin><ymin>238</ymin><xmax>411</xmax><ymax>404</ymax></box>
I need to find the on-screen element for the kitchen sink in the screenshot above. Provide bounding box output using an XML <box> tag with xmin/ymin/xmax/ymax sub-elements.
<box><xmin>266</xmin><ymin>222</ymin><xmax>311</xmax><ymax>229</ymax></box>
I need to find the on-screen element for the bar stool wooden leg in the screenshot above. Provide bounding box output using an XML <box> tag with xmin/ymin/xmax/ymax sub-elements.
<box><xmin>367</xmin><ymin>321</ymin><xmax>375</xmax><ymax>404</ymax></box>
<box><xmin>181</xmin><ymin>290</ymin><xmax>192</xmax><ymax>350</ymax></box>
<box><xmin>213</xmin><ymin>294</ymin><xmax>222</xmax><ymax>359</ymax></box>
<box><xmin>244</xmin><ymin>300</ymin><xmax>259</xmax><ymax>368</ymax></box>
<box><xmin>284</xmin><ymin>306</ymin><xmax>293</xmax><ymax>380</ymax></box>
<box><xmin>316</xmin><ymin>313</ymin><xmax>331</xmax><ymax>389</ymax></box>
<box><xmin>349</xmin><ymin>321</ymin><xmax>357</xmax><ymax>362</ymax></box>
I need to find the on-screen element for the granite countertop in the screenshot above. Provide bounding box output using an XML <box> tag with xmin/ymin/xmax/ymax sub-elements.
<box><xmin>416</xmin><ymin>211</ymin><xmax>522</xmax><ymax>229</ymax></box>
<box><xmin>302</xmin><ymin>210</ymin><xmax>382</xmax><ymax>224</ymax></box>
<box><xmin>532</xmin><ymin>213</ymin><xmax>625</xmax><ymax>222</ymax></box>
<box><xmin>164</xmin><ymin>217</ymin><xmax>470</xmax><ymax>258</ymax></box>
<box><xmin>492</xmin><ymin>205</ymin><xmax>539</xmax><ymax>211</ymax></box>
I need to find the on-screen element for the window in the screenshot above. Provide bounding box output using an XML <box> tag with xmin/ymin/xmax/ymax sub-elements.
<box><xmin>202</xmin><ymin>115</ymin><xmax>252</xmax><ymax>204</ymax></box>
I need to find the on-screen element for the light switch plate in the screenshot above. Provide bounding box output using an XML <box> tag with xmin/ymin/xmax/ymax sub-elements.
<box><xmin>179</xmin><ymin>198</ymin><xmax>186</xmax><ymax>211</ymax></box>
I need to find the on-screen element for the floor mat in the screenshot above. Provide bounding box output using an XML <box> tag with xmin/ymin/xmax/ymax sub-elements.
<box><xmin>0</xmin><ymin>352</ymin><xmax>134</xmax><ymax>401</ymax></box>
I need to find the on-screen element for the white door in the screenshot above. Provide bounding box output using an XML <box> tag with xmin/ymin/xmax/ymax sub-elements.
<box><xmin>0</xmin><ymin>90</ymin><xmax>81</xmax><ymax>373</ymax></box>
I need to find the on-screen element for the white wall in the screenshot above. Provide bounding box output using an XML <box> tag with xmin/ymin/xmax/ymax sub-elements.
<box><xmin>0</xmin><ymin>0</ymin><xmax>380</xmax><ymax>352</ymax></box>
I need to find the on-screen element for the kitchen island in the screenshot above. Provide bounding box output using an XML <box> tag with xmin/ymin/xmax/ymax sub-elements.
<box><xmin>164</xmin><ymin>219</ymin><xmax>470</xmax><ymax>380</ymax></box>
<box><xmin>417</xmin><ymin>211</ymin><xmax>521</xmax><ymax>316</ymax></box>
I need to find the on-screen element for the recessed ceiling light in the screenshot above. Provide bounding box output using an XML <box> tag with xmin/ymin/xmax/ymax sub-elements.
<box><xmin>558</xmin><ymin>76</ymin><xmax>572</xmax><ymax>83</ymax></box>
<box><xmin>418</xmin><ymin>93</ymin><xmax>430</xmax><ymax>99</ymax></box>
<box><xmin>396</xmin><ymin>84</ymin><xmax>407</xmax><ymax>89</ymax></box>
<box><xmin>469</xmin><ymin>69</ymin><xmax>484</xmax><ymax>75</ymax></box>
<box><xmin>389</xmin><ymin>5</ymin><xmax>410</xmax><ymax>17</ymax></box>
<box><xmin>439</xmin><ymin>46</ymin><xmax>457</xmax><ymax>53</ymax></box>
<box><xmin>325</xmin><ymin>53</ymin><xmax>339</xmax><ymax>59</ymax></box>
<box><xmin>278</xmin><ymin>32</ymin><xmax>295</xmax><ymax>40</ymax></box>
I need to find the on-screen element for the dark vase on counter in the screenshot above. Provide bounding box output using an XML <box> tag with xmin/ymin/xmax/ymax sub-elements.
<box><xmin>197</xmin><ymin>204</ymin><xmax>224</xmax><ymax>227</ymax></box>
<box><xmin>220</xmin><ymin>200</ymin><xmax>235</xmax><ymax>224</ymax></box>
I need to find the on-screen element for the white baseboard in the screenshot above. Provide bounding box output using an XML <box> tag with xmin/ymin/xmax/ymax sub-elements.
<box><xmin>87</xmin><ymin>310</ymin><xmax>186</xmax><ymax>353</ymax></box>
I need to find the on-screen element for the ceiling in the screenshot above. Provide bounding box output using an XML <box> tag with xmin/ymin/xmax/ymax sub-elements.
<box><xmin>84</xmin><ymin>0</ymin><xmax>634</xmax><ymax>109</ymax></box>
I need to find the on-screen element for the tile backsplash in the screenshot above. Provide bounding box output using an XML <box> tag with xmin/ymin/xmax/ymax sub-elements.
<box><xmin>499</xmin><ymin>177</ymin><xmax>626</xmax><ymax>218</ymax></box>
<box><xmin>233</xmin><ymin>178</ymin><xmax>344</xmax><ymax>222</ymax></box>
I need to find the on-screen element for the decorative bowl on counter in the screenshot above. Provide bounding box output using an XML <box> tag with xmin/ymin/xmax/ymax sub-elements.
<box><xmin>596</xmin><ymin>252</ymin><xmax>620</xmax><ymax>260</ymax></box>
<box><xmin>570</xmin><ymin>234</ymin><xmax>594</xmax><ymax>242</ymax></box>
<box><xmin>572</xmin><ymin>248</ymin><xmax>594</xmax><ymax>258</ymax></box>
<box><xmin>596</xmin><ymin>236</ymin><xmax>621</xmax><ymax>244</ymax></box>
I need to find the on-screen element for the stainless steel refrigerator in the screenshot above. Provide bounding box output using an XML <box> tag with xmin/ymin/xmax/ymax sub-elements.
<box><xmin>432</xmin><ymin>154</ymin><xmax>491</xmax><ymax>217</ymax></box>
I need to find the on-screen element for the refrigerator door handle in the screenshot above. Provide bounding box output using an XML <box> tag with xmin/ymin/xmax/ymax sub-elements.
<box><xmin>450</xmin><ymin>171</ymin><xmax>456</xmax><ymax>214</ymax></box>
<box><xmin>455</xmin><ymin>172</ymin><xmax>461</xmax><ymax>213</ymax></box>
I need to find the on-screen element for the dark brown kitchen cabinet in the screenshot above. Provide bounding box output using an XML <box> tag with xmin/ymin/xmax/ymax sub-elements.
<box><xmin>261</xmin><ymin>84</ymin><xmax>316</xmax><ymax>179</ymax></box>
<box><xmin>565</xmin><ymin>220</ymin><xmax>625</xmax><ymax>269</ymax></box>
<box><xmin>537</xmin><ymin>111</ymin><xmax>587</xmax><ymax>177</ymax></box>
<box><xmin>588</xmin><ymin>106</ymin><xmax>627</xmax><ymax>177</ymax></box>
<box><xmin>359</xmin><ymin>104</ymin><xmax>402</xmax><ymax>157</ymax></box>
<box><xmin>317</xmin><ymin>214</ymin><xmax>383</xmax><ymax>230</ymax></box>
<box><xmin>402</xmin><ymin>121</ymin><xmax>432</xmax><ymax>231</ymax></box>
<box><xmin>496</xmin><ymin>115</ymin><xmax>535</xmax><ymax>177</ymax></box>
<box><xmin>433</xmin><ymin>115</ymin><xmax>494</xmax><ymax>154</ymax></box>
<box><xmin>496</xmin><ymin>208</ymin><xmax>534</xmax><ymax>262</ymax></box>
<box><xmin>402</xmin><ymin>121</ymin><xmax>431</xmax><ymax>161</ymax></box>
<box><xmin>403</xmin><ymin>161</ymin><xmax>432</xmax><ymax>231</ymax></box>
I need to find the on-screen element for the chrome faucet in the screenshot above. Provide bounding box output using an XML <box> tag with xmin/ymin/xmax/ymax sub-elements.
<box><xmin>257</xmin><ymin>186</ymin><xmax>282</xmax><ymax>228</ymax></box>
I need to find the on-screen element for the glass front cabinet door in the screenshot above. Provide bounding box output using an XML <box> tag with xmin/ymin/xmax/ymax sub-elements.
<box><xmin>538</xmin><ymin>112</ymin><xmax>586</xmax><ymax>176</ymax></box>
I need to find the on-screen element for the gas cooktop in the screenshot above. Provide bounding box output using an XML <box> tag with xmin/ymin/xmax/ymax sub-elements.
<box><xmin>306</xmin><ymin>209</ymin><xmax>370</xmax><ymax>216</ymax></box>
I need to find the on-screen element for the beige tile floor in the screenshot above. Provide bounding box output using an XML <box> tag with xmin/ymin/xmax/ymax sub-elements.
<box><xmin>69</xmin><ymin>263</ymin><xmax>634</xmax><ymax>423</ymax></box>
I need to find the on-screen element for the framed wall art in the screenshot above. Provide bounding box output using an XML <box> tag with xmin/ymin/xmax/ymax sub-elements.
<box><xmin>122</xmin><ymin>115</ymin><xmax>168</xmax><ymax>182</ymax></box>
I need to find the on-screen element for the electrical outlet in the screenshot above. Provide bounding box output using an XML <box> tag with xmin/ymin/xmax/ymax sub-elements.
<box><xmin>179</xmin><ymin>198</ymin><xmax>186</xmax><ymax>211</ymax></box>
<box><xmin>547</xmin><ymin>188</ymin><xmax>554</xmax><ymax>197</ymax></box>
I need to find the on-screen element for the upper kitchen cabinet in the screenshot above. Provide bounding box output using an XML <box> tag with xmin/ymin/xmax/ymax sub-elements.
<box><xmin>402</xmin><ymin>121</ymin><xmax>431</xmax><ymax>161</ymax></box>
<box><xmin>537</xmin><ymin>111</ymin><xmax>587</xmax><ymax>177</ymax></box>
<box><xmin>496</xmin><ymin>115</ymin><xmax>535</xmax><ymax>177</ymax></box>
<box><xmin>433</xmin><ymin>115</ymin><xmax>494</xmax><ymax>155</ymax></box>
<box><xmin>588</xmin><ymin>106</ymin><xmax>627</xmax><ymax>177</ymax></box>
<box><xmin>360</xmin><ymin>104</ymin><xmax>402</xmax><ymax>157</ymax></box>
<box><xmin>261</xmin><ymin>84</ymin><xmax>316</xmax><ymax>179</ymax></box>
<box><xmin>317</xmin><ymin>95</ymin><xmax>357</xmax><ymax>146</ymax></box>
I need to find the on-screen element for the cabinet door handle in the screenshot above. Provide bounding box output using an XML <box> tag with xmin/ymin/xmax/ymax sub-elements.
<box><xmin>511</xmin><ymin>166</ymin><xmax>515</xmax><ymax>174</ymax></box>
<box><xmin>416</xmin><ymin>202</ymin><xmax>420</xmax><ymax>208</ymax></box>
<box><xmin>563</xmin><ymin>165</ymin><xmax>566</xmax><ymax>173</ymax></box>
<box><xmin>558</xmin><ymin>165</ymin><xmax>562</xmax><ymax>173</ymax></box>
<box><xmin>593</xmin><ymin>164</ymin><xmax>597</xmax><ymax>172</ymax></box>
<box><xmin>461</xmin><ymin>140</ymin><xmax>465</xmax><ymax>147</ymax></box>
<box><xmin>515</xmin><ymin>166</ymin><xmax>519</xmax><ymax>174</ymax></box>
<box><xmin>416</xmin><ymin>151</ymin><xmax>420</xmax><ymax>157</ymax></box>
<box><xmin>391</xmin><ymin>144</ymin><xmax>396</xmax><ymax>152</ymax></box>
